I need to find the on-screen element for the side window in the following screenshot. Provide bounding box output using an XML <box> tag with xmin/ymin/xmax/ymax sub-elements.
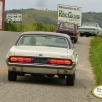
<box><xmin>18</xmin><ymin>36</ymin><xmax>31</xmax><ymax>45</ymax></box>
<box><xmin>35</xmin><ymin>37</ymin><xmax>45</xmax><ymax>46</ymax></box>
<box><xmin>23</xmin><ymin>37</ymin><xmax>30</xmax><ymax>45</ymax></box>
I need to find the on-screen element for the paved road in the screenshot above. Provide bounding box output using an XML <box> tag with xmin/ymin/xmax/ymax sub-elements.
<box><xmin>0</xmin><ymin>31</ymin><xmax>101</xmax><ymax>102</ymax></box>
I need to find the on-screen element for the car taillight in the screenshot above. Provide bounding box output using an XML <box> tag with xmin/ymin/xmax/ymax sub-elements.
<box><xmin>49</xmin><ymin>59</ymin><xmax>72</xmax><ymax>66</ymax></box>
<box><xmin>9</xmin><ymin>57</ymin><xmax>33</xmax><ymax>63</ymax></box>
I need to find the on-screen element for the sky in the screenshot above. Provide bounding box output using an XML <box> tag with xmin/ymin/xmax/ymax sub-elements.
<box><xmin>5</xmin><ymin>0</ymin><xmax>102</xmax><ymax>12</ymax></box>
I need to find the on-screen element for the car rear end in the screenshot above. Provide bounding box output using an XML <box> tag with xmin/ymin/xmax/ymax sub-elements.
<box><xmin>56</xmin><ymin>22</ymin><xmax>78</xmax><ymax>43</ymax></box>
<box><xmin>78</xmin><ymin>27</ymin><xmax>98</xmax><ymax>37</ymax></box>
<box><xmin>7</xmin><ymin>55</ymin><xmax>75</xmax><ymax>75</ymax></box>
<box><xmin>6</xmin><ymin>32</ymin><xmax>78</xmax><ymax>86</ymax></box>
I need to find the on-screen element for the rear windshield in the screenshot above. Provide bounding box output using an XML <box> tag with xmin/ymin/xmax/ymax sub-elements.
<box><xmin>17</xmin><ymin>35</ymin><xmax>69</xmax><ymax>48</ymax></box>
<box><xmin>59</xmin><ymin>22</ymin><xmax>74</xmax><ymax>31</ymax></box>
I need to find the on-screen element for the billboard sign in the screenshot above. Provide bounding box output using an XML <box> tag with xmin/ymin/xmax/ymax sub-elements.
<box><xmin>6</xmin><ymin>13</ymin><xmax>22</xmax><ymax>22</ymax></box>
<box><xmin>58</xmin><ymin>4</ymin><xmax>82</xmax><ymax>26</ymax></box>
<box><xmin>0</xmin><ymin>2</ymin><xmax>2</xmax><ymax>29</ymax></box>
<box><xmin>0</xmin><ymin>0</ymin><xmax>5</xmax><ymax>30</ymax></box>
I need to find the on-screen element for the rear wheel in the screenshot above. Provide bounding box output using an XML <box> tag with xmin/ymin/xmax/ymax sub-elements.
<box><xmin>86</xmin><ymin>35</ymin><xmax>89</xmax><ymax>37</ymax></box>
<box><xmin>74</xmin><ymin>39</ymin><xmax>77</xmax><ymax>43</ymax></box>
<box><xmin>80</xmin><ymin>33</ymin><xmax>83</xmax><ymax>37</ymax></box>
<box><xmin>66</xmin><ymin>73</ymin><xmax>75</xmax><ymax>86</ymax></box>
<box><xmin>8</xmin><ymin>70</ymin><xmax>17</xmax><ymax>81</ymax></box>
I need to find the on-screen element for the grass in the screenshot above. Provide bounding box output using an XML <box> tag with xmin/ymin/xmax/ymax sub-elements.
<box><xmin>4</xmin><ymin>21</ymin><xmax>56</xmax><ymax>32</ymax></box>
<box><xmin>89</xmin><ymin>37</ymin><xmax>102</xmax><ymax>85</ymax></box>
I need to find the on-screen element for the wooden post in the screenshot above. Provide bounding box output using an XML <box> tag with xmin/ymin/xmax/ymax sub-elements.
<box><xmin>0</xmin><ymin>0</ymin><xmax>5</xmax><ymax>31</ymax></box>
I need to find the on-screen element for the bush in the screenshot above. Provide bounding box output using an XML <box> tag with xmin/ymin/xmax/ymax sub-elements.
<box><xmin>4</xmin><ymin>21</ymin><xmax>56</xmax><ymax>32</ymax></box>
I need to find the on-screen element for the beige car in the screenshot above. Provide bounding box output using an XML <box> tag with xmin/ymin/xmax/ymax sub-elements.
<box><xmin>78</xmin><ymin>22</ymin><xmax>102</xmax><ymax>37</ymax></box>
<box><xmin>6</xmin><ymin>31</ymin><xmax>78</xmax><ymax>86</ymax></box>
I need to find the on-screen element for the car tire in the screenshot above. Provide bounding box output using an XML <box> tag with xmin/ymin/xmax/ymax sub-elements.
<box><xmin>86</xmin><ymin>35</ymin><xmax>89</xmax><ymax>37</ymax></box>
<box><xmin>74</xmin><ymin>39</ymin><xmax>77</xmax><ymax>43</ymax></box>
<box><xmin>80</xmin><ymin>33</ymin><xmax>83</xmax><ymax>37</ymax></box>
<box><xmin>66</xmin><ymin>73</ymin><xmax>75</xmax><ymax>86</ymax></box>
<box><xmin>8</xmin><ymin>70</ymin><xmax>17</xmax><ymax>81</ymax></box>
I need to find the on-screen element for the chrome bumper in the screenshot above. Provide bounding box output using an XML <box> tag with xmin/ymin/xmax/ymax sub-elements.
<box><xmin>7</xmin><ymin>62</ymin><xmax>76</xmax><ymax>75</ymax></box>
<box><xmin>78</xmin><ymin>30</ymin><xmax>97</xmax><ymax>34</ymax></box>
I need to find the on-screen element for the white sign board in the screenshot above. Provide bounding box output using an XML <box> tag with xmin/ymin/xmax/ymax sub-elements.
<box><xmin>58</xmin><ymin>4</ymin><xmax>82</xmax><ymax>26</ymax></box>
<box><xmin>0</xmin><ymin>2</ymin><xmax>2</xmax><ymax>29</ymax></box>
<box><xmin>6</xmin><ymin>13</ymin><xmax>22</xmax><ymax>22</ymax></box>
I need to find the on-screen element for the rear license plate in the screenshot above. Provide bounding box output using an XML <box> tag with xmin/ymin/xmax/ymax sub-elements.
<box><xmin>34</xmin><ymin>58</ymin><xmax>48</xmax><ymax>64</ymax></box>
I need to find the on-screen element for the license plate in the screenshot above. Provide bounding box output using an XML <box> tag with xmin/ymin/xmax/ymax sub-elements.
<box><xmin>34</xmin><ymin>58</ymin><xmax>48</xmax><ymax>64</ymax></box>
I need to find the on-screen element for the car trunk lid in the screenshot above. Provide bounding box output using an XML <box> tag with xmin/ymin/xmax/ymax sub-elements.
<box><xmin>14</xmin><ymin>46</ymin><xmax>68</xmax><ymax>59</ymax></box>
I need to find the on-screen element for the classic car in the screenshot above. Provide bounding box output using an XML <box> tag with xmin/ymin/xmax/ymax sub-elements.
<box><xmin>78</xmin><ymin>22</ymin><xmax>102</xmax><ymax>37</ymax></box>
<box><xmin>6</xmin><ymin>31</ymin><xmax>78</xmax><ymax>86</ymax></box>
<box><xmin>56</xmin><ymin>22</ymin><xmax>78</xmax><ymax>43</ymax></box>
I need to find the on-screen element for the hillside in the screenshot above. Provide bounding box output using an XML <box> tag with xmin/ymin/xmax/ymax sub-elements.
<box><xmin>5</xmin><ymin>9</ymin><xmax>102</xmax><ymax>27</ymax></box>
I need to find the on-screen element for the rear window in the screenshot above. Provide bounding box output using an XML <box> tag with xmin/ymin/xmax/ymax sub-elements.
<box><xmin>17</xmin><ymin>35</ymin><xmax>69</xmax><ymax>48</ymax></box>
<box><xmin>82</xmin><ymin>22</ymin><xmax>99</xmax><ymax>27</ymax></box>
<box><xmin>59</xmin><ymin>22</ymin><xmax>74</xmax><ymax>31</ymax></box>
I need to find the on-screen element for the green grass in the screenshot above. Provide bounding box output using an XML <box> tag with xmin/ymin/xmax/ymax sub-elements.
<box><xmin>89</xmin><ymin>37</ymin><xmax>102</xmax><ymax>85</ymax></box>
<box><xmin>4</xmin><ymin>21</ymin><xmax>56</xmax><ymax>32</ymax></box>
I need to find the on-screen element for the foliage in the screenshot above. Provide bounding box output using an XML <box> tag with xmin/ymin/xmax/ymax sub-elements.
<box><xmin>89</xmin><ymin>37</ymin><xmax>102</xmax><ymax>85</ymax></box>
<box><xmin>82</xmin><ymin>12</ymin><xmax>102</xmax><ymax>27</ymax></box>
<box><xmin>4</xmin><ymin>21</ymin><xmax>20</xmax><ymax>31</ymax></box>
<box><xmin>4</xmin><ymin>21</ymin><xmax>56</xmax><ymax>32</ymax></box>
<box><xmin>5</xmin><ymin>9</ymin><xmax>57</xmax><ymax>27</ymax></box>
<box><xmin>5</xmin><ymin>9</ymin><xmax>102</xmax><ymax>27</ymax></box>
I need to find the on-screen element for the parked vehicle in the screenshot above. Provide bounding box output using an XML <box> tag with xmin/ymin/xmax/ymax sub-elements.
<box><xmin>78</xmin><ymin>22</ymin><xmax>102</xmax><ymax>37</ymax></box>
<box><xmin>56</xmin><ymin>22</ymin><xmax>78</xmax><ymax>43</ymax></box>
<box><xmin>6</xmin><ymin>31</ymin><xmax>78</xmax><ymax>86</ymax></box>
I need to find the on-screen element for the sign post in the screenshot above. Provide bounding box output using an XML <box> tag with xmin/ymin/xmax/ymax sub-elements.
<box><xmin>0</xmin><ymin>0</ymin><xmax>5</xmax><ymax>31</ymax></box>
<box><xmin>6</xmin><ymin>13</ymin><xmax>22</xmax><ymax>22</ymax></box>
<box><xmin>6</xmin><ymin>13</ymin><xmax>23</xmax><ymax>31</ymax></box>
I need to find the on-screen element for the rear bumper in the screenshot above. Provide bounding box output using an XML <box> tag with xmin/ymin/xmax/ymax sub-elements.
<box><xmin>79</xmin><ymin>30</ymin><xmax>97</xmax><ymax>35</ymax></box>
<box><xmin>7</xmin><ymin>63</ymin><xmax>76</xmax><ymax>75</ymax></box>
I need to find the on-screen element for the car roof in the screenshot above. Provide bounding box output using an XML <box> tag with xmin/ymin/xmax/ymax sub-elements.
<box><xmin>21</xmin><ymin>31</ymin><xmax>70</xmax><ymax>38</ymax></box>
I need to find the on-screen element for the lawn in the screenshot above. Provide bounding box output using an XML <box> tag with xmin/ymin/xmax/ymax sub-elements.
<box><xmin>89</xmin><ymin>37</ymin><xmax>102</xmax><ymax>85</ymax></box>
